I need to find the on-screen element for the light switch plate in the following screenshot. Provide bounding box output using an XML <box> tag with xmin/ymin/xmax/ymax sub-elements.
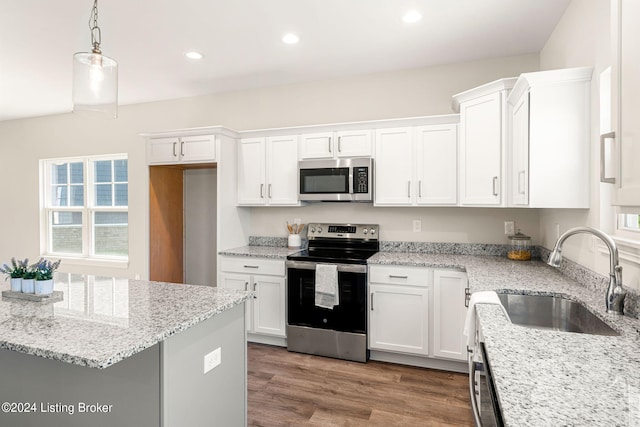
<box><xmin>413</xmin><ymin>220</ymin><xmax>421</xmax><ymax>233</ymax></box>
<box><xmin>504</xmin><ymin>221</ymin><xmax>515</xmax><ymax>235</ymax></box>
<box><xmin>204</xmin><ymin>347</ymin><xmax>221</xmax><ymax>374</ymax></box>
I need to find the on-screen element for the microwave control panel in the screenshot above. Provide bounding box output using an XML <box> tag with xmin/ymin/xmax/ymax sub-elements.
<box><xmin>353</xmin><ymin>167</ymin><xmax>369</xmax><ymax>193</ymax></box>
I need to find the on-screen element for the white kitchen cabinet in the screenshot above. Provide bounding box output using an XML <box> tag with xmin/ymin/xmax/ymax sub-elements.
<box><xmin>299</xmin><ymin>130</ymin><xmax>372</xmax><ymax>159</ymax></box>
<box><xmin>237</xmin><ymin>136</ymin><xmax>299</xmax><ymax>206</ymax></box>
<box><xmin>368</xmin><ymin>265</ymin><xmax>430</xmax><ymax>356</ymax></box>
<box><xmin>374</xmin><ymin>123</ymin><xmax>458</xmax><ymax>206</ymax></box>
<box><xmin>432</xmin><ymin>270</ymin><xmax>468</xmax><ymax>361</ymax></box>
<box><xmin>453</xmin><ymin>78</ymin><xmax>517</xmax><ymax>206</ymax></box>
<box><xmin>219</xmin><ymin>257</ymin><xmax>286</xmax><ymax>340</ymax></box>
<box><xmin>147</xmin><ymin>135</ymin><xmax>217</xmax><ymax>165</ymax></box>
<box><xmin>507</xmin><ymin>67</ymin><xmax>592</xmax><ymax>208</ymax></box>
<box><xmin>611</xmin><ymin>0</ymin><xmax>640</xmax><ymax>208</ymax></box>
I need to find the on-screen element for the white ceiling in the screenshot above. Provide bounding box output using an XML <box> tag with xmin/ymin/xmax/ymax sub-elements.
<box><xmin>0</xmin><ymin>0</ymin><xmax>571</xmax><ymax>122</ymax></box>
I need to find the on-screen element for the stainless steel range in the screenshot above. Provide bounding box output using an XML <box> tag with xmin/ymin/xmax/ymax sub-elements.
<box><xmin>286</xmin><ymin>223</ymin><xmax>379</xmax><ymax>362</ymax></box>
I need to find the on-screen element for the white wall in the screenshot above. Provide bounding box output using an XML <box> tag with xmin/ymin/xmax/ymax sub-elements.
<box><xmin>539</xmin><ymin>0</ymin><xmax>640</xmax><ymax>290</ymax></box>
<box><xmin>0</xmin><ymin>53</ymin><xmax>539</xmax><ymax>280</ymax></box>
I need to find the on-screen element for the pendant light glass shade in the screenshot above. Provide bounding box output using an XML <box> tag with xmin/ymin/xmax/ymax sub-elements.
<box><xmin>72</xmin><ymin>52</ymin><xmax>118</xmax><ymax>117</ymax></box>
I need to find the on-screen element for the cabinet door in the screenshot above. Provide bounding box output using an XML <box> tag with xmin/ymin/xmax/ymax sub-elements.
<box><xmin>219</xmin><ymin>272</ymin><xmax>252</xmax><ymax>332</ymax></box>
<box><xmin>459</xmin><ymin>92</ymin><xmax>503</xmax><ymax>205</ymax></box>
<box><xmin>510</xmin><ymin>93</ymin><xmax>529</xmax><ymax>206</ymax></box>
<box><xmin>180</xmin><ymin>135</ymin><xmax>217</xmax><ymax>163</ymax></box>
<box><xmin>415</xmin><ymin>124</ymin><xmax>457</xmax><ymax>205</ymax></box>
<box><xmin>335</xmin><ymin>130</ymin><xmax>372</xmax><ymax>157</ymax></box>
<box><xmin>237</xmin><ymin>138</ymin><xmax>266</xmax><ymax>205</ymax></box>
<box><xmin>369</xmin><ymin>284</ymin><xmax>429</xmax><ymax>356</ymax></box>
<box><xmin>252</xmin><ymin>275</ymin><xmax>286</xmax><ymax>337</ymax></box>
<box><xmin>374</xmin><ymin>128</ymin><xmax>414</xmax><ymax>205</ymax></box>
<box><xmin>613</xmin><ymin>0</ymin><xmax>640</xmax><ymax>206</ymax></box>
<box><xmin>267</xmin><ymin>136</ymin><xmax>300</xmax><ymax>205</ymax></box>
<box><xmin>148</xmin><ymin>137</ymin><xmax>180</xmax><ymax>165</ymax></box>
<box><xmin>432</xmin><ymin>270</ymin><xmax>468</xmax><ymax>361</ymax></box>
<box><xmin>299</xmin><ymin>132</ymin><xmax>334</xmax><ymax>159</ymax></box>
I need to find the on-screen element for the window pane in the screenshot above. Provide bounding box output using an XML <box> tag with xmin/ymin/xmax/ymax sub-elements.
<box><xmin>94</xmin><ymin>212</ymin><xmax>128</xmax><ymax>256</ymax></box>
<box><xmin>51</xmin><ymin>211</ymin><xmax>83</xmax><ymax>254</ymax></box>
<box><xmin>70</xmin><ymin>162</ymin><xmax>84</xmax><ymax>184</ymax></box>
<box><xmin>52</xmin><ymin>164</ymin><xmax>68</xmax><ymax>185</ymax></box>
<box><xmin>95</xmin><ymin>160</ymin><xmax>112</xmax><ymax>183</ymax></box>
<box><xmin>114</xmin><ymin>159</ymin><xmax>128</xmax><ymax>182</ymax></box>
<box><xmin>70</xmin><ymin>185</ymin><xmax>84</xmax><ymax>206</ymax></box>
<box><xmin>114</xmin><ymin>183</ymin><xmax>128</xmax><ymax>206</ymax></box>
<box><xmin>623</xmin><ymin>214</ymin><xmax>640</xmax><ymax>230</ymax></box>
<box><xmin>52</xmin><ymin>186</ymin><xmax>68</xmax><ymax>207</ymax></box>
<box><xmin>95</xmin><ymin>184</ymin><xmax>113</xmax><ymax>206</ymax></box>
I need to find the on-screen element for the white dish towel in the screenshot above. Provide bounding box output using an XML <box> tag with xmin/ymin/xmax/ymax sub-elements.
<box><xmin>315</xmin><ymin>264</ymin><xmax>339</xmax><ymax>309</ymax></box>
<box><xmin>463</xmin><ymin>291</ymin><xmax>503</xmax><ymax>349</ymax></box>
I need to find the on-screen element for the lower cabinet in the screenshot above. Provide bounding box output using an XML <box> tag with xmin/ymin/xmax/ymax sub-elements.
<box><xmin>219</xmin><ymin>257</ymin><xmax>286</xmax><ymax>340</ymax></box>
<box><xmin>368</xmin><ymin>264</ymin><xmax>468</xmax><ymax>363</ymax></box>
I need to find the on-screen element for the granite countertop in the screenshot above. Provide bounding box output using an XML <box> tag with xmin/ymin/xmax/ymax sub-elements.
<box><xmin>369</xmin><ymin>251</ymin><xmax>640</xmax><ymax>426</ymax></box>
<box><xmin>0</xmin><ymin>277</ymin><xmax>252</xmax><ymax>369</ymax></box>
<box><xmin>219</xmin><ymin>245</ymin><xmax>303</xmax><ymax>259</ymax></box>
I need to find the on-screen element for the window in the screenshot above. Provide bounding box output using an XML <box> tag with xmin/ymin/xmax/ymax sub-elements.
<box><xmin>617</xmin><ymin>213</ymin><xmax>640</xmax><ymax>239</ymax></box>
<box><xmin>41</xmin><ymin>155</ymin><xmax>128</xmax><ymax>262</ymax></box>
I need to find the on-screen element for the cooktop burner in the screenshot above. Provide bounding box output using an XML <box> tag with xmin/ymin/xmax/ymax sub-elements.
<box><xmin>287</xmin><ymin>223</ymin><xmax>379</xmax><ymax>265</ymax></box>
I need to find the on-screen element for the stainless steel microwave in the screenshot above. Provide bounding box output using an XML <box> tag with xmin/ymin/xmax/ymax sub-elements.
<box><xmin>298</xmin><ymin>157</ymin><xmax>373</xmax><ymax>202</ymax></box>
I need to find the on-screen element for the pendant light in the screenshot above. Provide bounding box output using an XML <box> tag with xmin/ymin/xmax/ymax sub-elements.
<box><xmin>72</xmin><ymin>0</ymin><xmax>118</xmax><ymax>118</ymax></box>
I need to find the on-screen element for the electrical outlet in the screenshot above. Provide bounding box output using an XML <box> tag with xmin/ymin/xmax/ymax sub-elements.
<box><xmin>204</xmin><ymin>347</ymin><xmax>221</xmax><ymax>374</ymax></box>
<box><xmin>504</xmin><ymin>221</ymin><xmax>515</xmax><ymax>235</ymax></box>
<box><xmin>413</xmin><ymin>220</ymin><xmax>421</xmax><ymax>233</ymax></box>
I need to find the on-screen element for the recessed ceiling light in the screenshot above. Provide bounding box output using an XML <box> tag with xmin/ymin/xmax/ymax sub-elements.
<box><xmin>282</xmin><ymin>33</ymin><xmax>300</xmax><ymax>44</ymax></box>
<box><xmin>185</xmin><ymin>51</ymin><xmax>204</xmax><ymax>60</ymax></box>
<box><xmin>402</xmin><ymin>10</ymin><xmax>422</xmax><ymax>23</ymax></box>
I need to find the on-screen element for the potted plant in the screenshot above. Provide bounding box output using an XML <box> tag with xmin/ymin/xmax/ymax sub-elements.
<box><xmin>34</xmin><ymin>258</ymin><xmax>61</xmax><ymax>295</ymax></box>
<box><xmin>0</xmin><ymin>258</ymin><xmax>28</xmax><ymax>292</ymax></box>
<box><xmin>21</xmin><ymin>264</ymin><xmax>37</xmax><ymax>294</ymax></box>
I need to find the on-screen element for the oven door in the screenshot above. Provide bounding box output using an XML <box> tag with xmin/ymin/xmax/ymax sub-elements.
<box><xmin>286</xmin><ymin>261</ymin><xmax>367</xmax><ymax>333</ymax></box>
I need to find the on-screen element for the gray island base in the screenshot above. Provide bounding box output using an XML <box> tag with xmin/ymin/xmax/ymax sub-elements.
<box><xmin>0</xmin><ymin>277</ymin><xmax>250</xmax><ymax>427</ymax></box>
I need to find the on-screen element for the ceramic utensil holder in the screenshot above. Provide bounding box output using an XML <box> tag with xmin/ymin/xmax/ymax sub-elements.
<box><xmin>288</xmin><ymin>234</ymin><xmax>301</xmax><ymax>249</ymax></box>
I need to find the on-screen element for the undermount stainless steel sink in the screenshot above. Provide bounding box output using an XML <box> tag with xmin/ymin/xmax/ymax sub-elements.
<box><xmin>497</xmin><ymin>293</ymin><xmax>620</xmax><ymax>336</ymax></box>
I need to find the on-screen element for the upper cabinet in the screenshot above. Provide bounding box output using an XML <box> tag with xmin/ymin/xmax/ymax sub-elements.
<box><xmin>237</xmin><ymin>136</ymin><xmax>299</xmax><ymax>206</ymax></box>
<box><xmin>299</xmin><ymin>130</ymin><xmax>372</xmax><ymax>159</ymax></box>
<box><xmin>611</xmin><ymin>0</ymin><xmax>640</xmax><ymax>208</ymax></box>
<box><xmin>147</xmin><ymin>135</ymin><xmax>217</xmax><ymax>165</ymax></box>
<box><xmin>374</xmin><ymin>121</ymin><xmax>458</xmax><ymax>206</ymax></box>
<box><xmin>453</xmin><ymin>79</ymin><xmax>517</xmax><ymax>206</ymax></box>
<box><xmin>507</xmin><ymin>67</ymin><xmax>592</xmax><ymax>208</ymax></box>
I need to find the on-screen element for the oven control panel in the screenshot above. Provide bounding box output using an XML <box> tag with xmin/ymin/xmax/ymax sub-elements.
<box><xmin>307</xmin><ymin>223</ymin><xmax>379</xmax><ymax>240</ymax></box>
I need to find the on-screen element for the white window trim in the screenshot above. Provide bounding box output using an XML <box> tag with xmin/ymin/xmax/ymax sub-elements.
<box><xmin>39</xmin><ymin>154</ymin><xmax>129</xmax><ymax>268</ymax></box>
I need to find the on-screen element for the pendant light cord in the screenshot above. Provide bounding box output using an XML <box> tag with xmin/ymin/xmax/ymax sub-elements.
<box><xmin>89</xmin><ymin>0</ymin><xmax>102</xmax><ymax>54</ymax></box>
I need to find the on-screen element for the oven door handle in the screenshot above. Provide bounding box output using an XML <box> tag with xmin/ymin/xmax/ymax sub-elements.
<box><xmin>468</xmin><ymin>353</ymin><xmax>484</xmax><ymax>427</ymax></box>
<box><xmin>286</xmin><ymin>260</ymin><xmax>366</xmax><ymax>274</ymax></box>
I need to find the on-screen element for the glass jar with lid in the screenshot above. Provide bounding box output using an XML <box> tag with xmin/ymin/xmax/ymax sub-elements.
<box><xmin>507</xmin><ymin>230</ymin><xmax>532</xmax><ymax>261</ymax></box>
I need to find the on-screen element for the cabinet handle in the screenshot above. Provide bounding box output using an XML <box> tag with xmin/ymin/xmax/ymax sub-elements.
<box><xmin>370</xmin><ymin>293</ymin><xmax>374</xmax><ymax>311</ymax></box>
<box><xmin>465</xmin><ymin>287</ymin><xmax>471</xmax><ymax>308</ymax></box>
<box><xmin>268</xmin><ymin>184</ymin><xmax>272</xmax><ymax>199</ymax></box>
<box><xmin>260</xmin><ymin>184</ymin><xmax>264</xmax><ymax>198</ymax></box>
<box><xmin>492</xmin><ymin>176</ymin><xmax>499</xmax><ymax>196</ymax></box>
<box><xmin>407</xmin><ymin>181</ymin><xmax>411</xmax><ymax>198</ymax></box>
<box><xmin>253</xmin><ymin>283</ymin><xmax>257</xmax><ymax>292</ymax></box>
<box><xmin>389</xmin><ymin>275</ymin><xmax>408</xmax><ymax>279</ymax></box>
<box><xmin>244</xmin><ymin>281</ymin><xmax>249</xmax><ymax>291</ymax></box>
<box><xmin>243</xmin><ymin>265</ymin><xmax>259</xmax><ymax>269</ymax></box>
<box><xmin>600</xmin><ymin>132</ymin><xmax>616</xmax><ymax>184</ymax></box>
<box><xmin>180</xmin><ymin>140</ymin><xmax>185</xmax><ymax>157</ymax></box>
<box><xmin>172</xmin><ymin>142</ymin><xmax>177</xmax><ymax>157</ymax></box>
<box><xmin>338</xmin><ymin>136</ymin><xmax>342</xmax><ymax>153</ymax></box>
<box><xmin>518</xmin><ymin>171</ymin><xmax>526</xmax><ymax>194</ymax></box>
<box><xmin>328</xmin><ymin>137</ymin><xmax>332</xmax><ymax>153</ymax></box>
<box><xmin>418</xmin><ymin>180</ymin><xmax>422</xmax><ymax>198</ymax></box>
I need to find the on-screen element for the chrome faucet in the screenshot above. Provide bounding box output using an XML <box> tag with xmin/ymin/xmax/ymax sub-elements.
<box><xmin>547</xmin><ymin>227</ymin><xmax>625</xmax><ymax>315</ymax></box>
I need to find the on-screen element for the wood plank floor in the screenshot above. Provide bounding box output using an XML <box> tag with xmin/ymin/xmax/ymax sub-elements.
<box><xmin>247</xmin><ymin>343</ymin><xmax>473</xmax><ymax>426</ymax></box>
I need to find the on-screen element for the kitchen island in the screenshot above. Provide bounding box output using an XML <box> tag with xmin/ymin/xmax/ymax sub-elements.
<box><xmin>0</xmin><ymin>276</ymin><xmax>252</xmax><ymax>427</ymax></box>
<box><xmin>369</xmin><ymin>250</ymin><xmax>640</xmax><ymax>426</ymax></box>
